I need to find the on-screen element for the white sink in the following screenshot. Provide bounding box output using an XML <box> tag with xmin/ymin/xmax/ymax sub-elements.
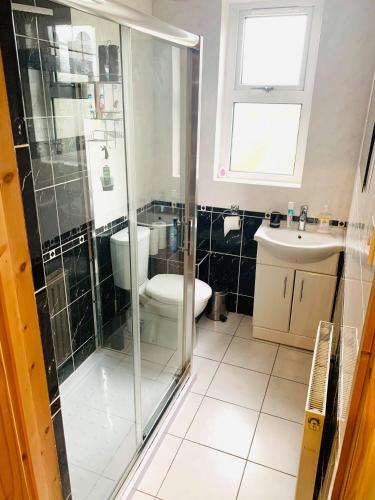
<box><xmin>255</xmin><ymin>222</ymin><xmax>344</xmax><ymax>263</ymax></box>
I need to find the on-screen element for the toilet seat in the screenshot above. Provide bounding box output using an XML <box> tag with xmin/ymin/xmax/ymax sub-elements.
<box><xmin>145</xmin><ymin>274</ymin><xmax>212</xmax><ymax>305</ymax></box>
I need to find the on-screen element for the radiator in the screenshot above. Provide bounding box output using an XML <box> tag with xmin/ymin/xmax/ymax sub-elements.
<box><xmin>295</xmin><ymin>320</ymin><xmax>334</xmax><ymax>500</ymax></box>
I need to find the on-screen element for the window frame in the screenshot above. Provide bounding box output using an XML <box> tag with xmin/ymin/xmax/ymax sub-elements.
<box><xmin>215</xmin><ymin>0</ymin><xmax>324</xmax><ymax>188</ymax></box>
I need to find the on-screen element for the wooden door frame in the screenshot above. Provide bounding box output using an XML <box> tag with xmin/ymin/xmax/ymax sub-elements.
<box><xmin>332</xmin><ymin>276</ymin><xmax>375</xmax><ymax>498</ymax></box>
<box><xmin>0</xmin><ymin>50</ymin><xmax>61</xmax><ymax>498</ymax></box>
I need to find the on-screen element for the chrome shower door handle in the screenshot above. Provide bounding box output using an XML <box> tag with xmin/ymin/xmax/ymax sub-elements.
<box><xmin>299</xmin><ymin>279</ymin><xmax>304</xmax><ymax>302</ymax></box>
<box><xmin>283</xmin><ymin>276</ymin><xmax>287</xmax><ymax>298</ymax></box>
<box><xmin>178</xmin><ymin>218</ymin><xmax>193</xmax><ymax>255</ymax></box>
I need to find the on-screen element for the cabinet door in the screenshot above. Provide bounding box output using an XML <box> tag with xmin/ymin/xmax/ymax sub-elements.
<box><xmin>290</xmin><ymin>271</ymin><xmax>337</xmax><ymax>338</ymax></box>
<box><xmin>253</xmin><ymin>264</ymin><xmax>294</xmax><ymax>332</ymax></box>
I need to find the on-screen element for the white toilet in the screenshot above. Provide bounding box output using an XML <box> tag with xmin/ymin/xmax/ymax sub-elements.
<box><xmin>110</xmin><ymin>226</ymin><xmax>212</xmax><ymax>320</ymax></box>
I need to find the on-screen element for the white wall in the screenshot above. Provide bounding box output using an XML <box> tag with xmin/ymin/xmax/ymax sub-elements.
<box><xmin>153</xmin><ymin>0</ymin><xmax>375</xmax><ymax>220</ymax></box>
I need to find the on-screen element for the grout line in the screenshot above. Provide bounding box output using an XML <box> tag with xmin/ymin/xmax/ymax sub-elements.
<box><xmin>235</xmin><ymin>344</ymin><xmax>279</xmax><ymax>499</ymax></box>
<box><xmin>246</xmin><ymin>459</ymin><xmax>297</xmax><ymax>478</ymax></box>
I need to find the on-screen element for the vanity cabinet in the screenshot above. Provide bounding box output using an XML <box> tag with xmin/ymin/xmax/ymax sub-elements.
<box><xmin>253</xmin><ymin>262</ymin><xmax>338</xmax><ymax>350</ymax></box>
<box><xmin>289</xmin><ymin>271</ymin><xmax>337</xmax><ymax>338</ymax></box>
<box><xmin>253</xmin><ymin>265</ymin><xmax>294</xmax><ymax>332</ymax></box>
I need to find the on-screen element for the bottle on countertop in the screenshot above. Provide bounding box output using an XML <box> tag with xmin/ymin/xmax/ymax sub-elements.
<box><xmin>317</xmin><ymin>204</ymin><xmax>331</xmax><ymax>233</ymax></box>
<box><xmin>287</xmin><ymin>201</ymin><xmax>294</xmax><ymax>228</ymax></box>
<box><xmin>168</xmin><ymin>218</ymin><xmax>178</xmax><ymax>252</ymax></box>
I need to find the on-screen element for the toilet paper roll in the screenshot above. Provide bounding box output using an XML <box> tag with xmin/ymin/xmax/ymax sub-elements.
<box><xmin>153</xmin><ymin>221</ymin><xmax>167</xmax><ymax>249</ymax></box>
<box><xmin>223</xmin><ymin>216</ymin><xmax>241</xmax><ymax>237</ymax></box>
<box><xmin>149</xmin><ymin>226</ymin><xmax>159</xmax><ymax>255</ymax></box>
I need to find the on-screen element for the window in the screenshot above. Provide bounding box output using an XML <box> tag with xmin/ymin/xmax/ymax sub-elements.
<box><xmin>216</xmin><ymin>1</ymin><xmax>323</xmax><ymax>187</ymax></box>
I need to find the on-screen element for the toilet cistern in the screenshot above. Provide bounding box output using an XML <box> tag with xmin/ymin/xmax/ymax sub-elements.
<box><xmin>298</xmin><ymin>204</ymin><xmax>309</xmax><ymax>231</ymax></box>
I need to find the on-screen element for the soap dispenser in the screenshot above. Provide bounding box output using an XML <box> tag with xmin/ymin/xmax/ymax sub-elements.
<box><xmin>100</xmin><ymin>145</ymin><xmax>114</xmax><ymax>191</ymax></box>
<box><xmin>317</xmin><ymin>205</ymin><xmax>331</xmax><ymax>233</ymax></box>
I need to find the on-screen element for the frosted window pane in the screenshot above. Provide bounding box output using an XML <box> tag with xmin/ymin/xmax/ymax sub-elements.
<box><xmin>241</xmin><ymin>14</ymin><xmax>308</xmax><ymax>86</ymax></box>
<box><xmin>230</xmin><ymin>103</ymin><xmax>301</xmax><ymax>175</ymax></box>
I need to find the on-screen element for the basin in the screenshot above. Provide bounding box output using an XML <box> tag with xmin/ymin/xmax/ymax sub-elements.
<box><xmin>255</xmin><ymin>222</ymin><xmax>344</xmax><ymax>263</ymax></box>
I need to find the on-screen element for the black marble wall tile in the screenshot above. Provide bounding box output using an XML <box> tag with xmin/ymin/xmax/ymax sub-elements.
<box><xmin>45</xmin><ymin>254</ymin><xmax>67</xmax><ymax>315</ymax></box>
<box><xmin>51</xmin><ymin>308</ymin><xmax>72</xmax><ymax>366</ymax></box>
<box><xmin>115</xmin><ymin>286</ymin><xmax>130</xmax><ymax>312</ymax></box>
<box><xmin>149</xmin><ymin>257</ymin><xmax>168</xmax><ymax>278</ymax></box>
<box><xmin>36</xmin><ymin>288</ymin><xmax>59</xmax><ymax>403</ymax></box>
<box><xmin>197</xmin><ymin>254</ymin><xmax>209</xmax><ymax>283</ymax></box>
<box><xmin>197</xmin><ymin>210</ymin><xmax>211</xmax><ymax>251</ymax></box>
<box><xmin>29</xmin><ymin>138</ymin><xmax>54</xmax><ymax>190</ymax></box>
<box><xmin>168</xmin><ymin>260</ymin><xmax>183</xmax><ymax>275</ymax></box>
<box><xmin>237</xmin><ymin>295</ymin><xmax>254</xmax><ymax>315</ymax></box>
<box><xmin>209</xmin><ymin>253</ymin><xmax>240</xmax><ymax>294</ymax></box>
<box><xmin>57</xmin><ymin>356</ymin><xmax>73</xmax><ymax>384</ymax></box>
<box><xmin>241</xmin><ymin>217</ymin><xmax>262</xmax><ymax>258</ymax></box>
<box><xmin>35</xmin><ymin>186</ymin><xmax>60</xmax><ymax>251</ymax></box>
<box><xmin>238</xmin><ymin>258</ymin><xmax>256</xmax><ymax>297</ymax></box>
<box><xmin>0</xmin><ymin>1</ymin><xmax>28</xmax><ymax>145</ymax></box>
<box><xmin>100</xmin><ymin>276</ymin><xmax>116</xmax><ymax>326</ymax></box>
<box><xmin>70</xmin><ymin>291</ymin><xmax>95</xmax><ymax>351</ymax></box>
<box><xmin>52</xmin><ymin>410</ymin><xmax>71</xmax><ymax>500</ymax></box>
<box><xmin>226</xmin><ymin>292</ymin><xmax>237</xmax><ymax>313</ymax></box>
<box><xmin>211</xmin><ymin>212</ymin><xmax>242</xmax><ymax>255</ymax></box>
<box><xmin>73</xmin><ymin>336</ymin><xmax>96</xmax><ymax>369</ymax></box>
<box><xmin>55</xmin><ymin>178</ymin><xmax>90</xmax><ymax>237</ymax></box>
<box><xmin>63</xmin><ymin>240</ymin><xmax>92</xmax><ymax>303</ymax></box>
<box><xmin>96</xmin><ymin>230</ymin><xmax>113</xmax><ymax>282</ymax></box>
<box><xmin>16</xmin><ymin>146</ymin><xmax>45</xmax><ymax>290</ymax></box>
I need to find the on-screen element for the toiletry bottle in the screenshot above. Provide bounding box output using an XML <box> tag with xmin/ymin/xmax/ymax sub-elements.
<box><xmin>168</xmin><ymin>218</ymin><xmax>178</xmax><ymax>252</ymax></box>
<box><xmin>287</xmin><ymin>201</ymin><xmax>294</xmax><ymax>228</ymax></box>
<box><xmin>318</xmin><ymin>205</ymin><xmax>331</xmax><ymax>233</ymax></box>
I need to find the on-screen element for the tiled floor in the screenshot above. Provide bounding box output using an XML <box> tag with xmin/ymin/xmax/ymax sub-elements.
<box><xmin>128</xmin><ymin>313</ymin><xmax>312</xmax><ymax>500</ymax></box>
<box><xmin>60</xmin><ymin>333</ymin><xmax>179</xmax><ymax>500</ymax></box>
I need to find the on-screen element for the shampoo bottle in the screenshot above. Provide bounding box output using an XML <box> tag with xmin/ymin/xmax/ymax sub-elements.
<box><xmin>287</xmin><ymin>201</ymin><xmax>294</xmax><ymax>228</ymax></box>
<box><xmin>318</xmin><ymin>205</ymin><xmax>331</xmax><ymax>233</ymax></box>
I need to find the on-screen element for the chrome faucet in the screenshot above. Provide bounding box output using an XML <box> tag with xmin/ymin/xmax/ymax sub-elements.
<box><xmin>298</xmin><ymin>204</ymin><xmax>309</xmax><ymax>231</ymax></box>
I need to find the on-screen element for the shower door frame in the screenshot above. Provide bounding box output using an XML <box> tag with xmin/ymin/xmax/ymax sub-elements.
<box><xmin>121</xmin><ymin>25</ymin><xmax>202</xmax><ymax>446</ymax></box>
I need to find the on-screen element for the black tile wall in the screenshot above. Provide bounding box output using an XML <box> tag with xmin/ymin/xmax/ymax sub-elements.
<box><xmin>16</xmin><ymin>146</ymin><xmax>45</xmax><ymax>290</ymax></box>
<box><xmin>36</xmin><ymin>289</ymin><xmax>59</xmax><ymax>402</ymax></box>
<box><xmin>194</xmin><ymin>205</ymin><xmax>262</xmax><ymax>316</ymax></box>
<box><xmin>52</xmin><ymin>409</ymin><xmax>71</xmax><ymax>499</ymax></box>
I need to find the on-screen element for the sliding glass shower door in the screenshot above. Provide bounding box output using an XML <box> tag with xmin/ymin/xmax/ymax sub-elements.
<box><xmin>121</xmin><ymin>26</ymin><xmax>198</xmax><ymax>437</ymax></box>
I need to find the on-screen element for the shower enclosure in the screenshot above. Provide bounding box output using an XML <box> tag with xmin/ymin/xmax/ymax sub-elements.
<box><xmin>11</xmin><ymin>1</ymin><xmax>200</xmax><ymax>498</ymax></box>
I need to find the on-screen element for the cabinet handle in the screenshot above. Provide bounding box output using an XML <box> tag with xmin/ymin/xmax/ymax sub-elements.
<box><xmin>283</xmin><ymin>276</ymin><xmax>287</xmax><ymax>298</ymax></box>
<box><xmin>299</xmin><ymin>279</ymin><xmax>304</xmax><ymax>302</ymax></box>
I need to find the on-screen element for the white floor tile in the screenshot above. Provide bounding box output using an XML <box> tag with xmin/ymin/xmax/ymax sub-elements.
<box><xmin>142</xmin><ymin>378</ymin><xmax>172</xmax><ymax>426</ymax></box>
<box><xmin>88</xmin><ymin>476</ymin><xmax>116</xmax><ymax>500</ymax></box>
<box><xmin>168</xmin><ymin>392</ymin><xmax>203</xmax><ymax>438</ymax></box>
<box><xmin>207</xmin><ymin>363</ymin><xmax>269</xmax><ymax>411</ymax></box>
<box><xmin>197</xmin><ymin>312</ymin><xmax>243</xmax><ymax>335</ymax></box>
<box><xmin>129</xmin><ymin>492</ymin><xmax>155</xmax><ymax>500</ymax></box>
<box><xmin>262</xmin><ymin>377</ymin><xmax>308</xmax><ymax>423</ymax></box>
<box><xmin>62</xmin><ymin>403</ymin><xmax>133</xmax><ymax>475</ymax></box>
<box><xmin>139</xmin><ymin>342</ymin><xmax>175</xmax><ymax>366</ymax></box>
<box><xmin>237</xmin><ymin>462</ymin><xmax>296</xmax><ymax>500</ymax></box>
<box><xmin>68</xmin><ymin>463</ymin><xmax>101</xmax><ymax>499</ymax></box>
<box><xmin>223</xmin><ymin>337</ymin><xmax>278</xmax><ymax>374</ymax></box>
<box><xmin>158</xmin><ymin>440</ymin><xmax>245</xmax><ymax>500</ymax></box>
<box><xmin>186</xmin><ymin>397</ymin><xmax>258</xmax><ymax>458</ymax></box>
<box><xmin>138</xmin><ymin>434</ymin><xmax>182</xmax><ymax>496</ymax></box>
<box><xmin>194</xmin><ymin>328</ymin><xmax>232</xmax><ymax>361</ymax></box>
<box><xmin>190</xmin><ymin>356</ymin><xmax>219</xmax><ymax>395</ymax></box>
<box><xmin>273</xmin><ymin>347</ymin><xmax>313</xmax><ymax>384</ymax></box>
<box><xmin>234</xmin><ymin>315</ymin><xmax>254</xmax><ymax>340</ymax></box>
<box><xmin>103</xmin><ymin>425</ymin><xmax>137</xmax><ymax>480</ymax></box>
<box><xmin>249</xmin><ymin>413</ymin><xmax>303</xmax><ymax>475</ymax></box>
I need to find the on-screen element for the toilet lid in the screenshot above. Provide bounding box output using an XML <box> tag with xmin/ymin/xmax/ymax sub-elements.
<box><xmin>146</xmin><ymin>274</ymin><xmax>212</xmax><ymax>305</ymax></box>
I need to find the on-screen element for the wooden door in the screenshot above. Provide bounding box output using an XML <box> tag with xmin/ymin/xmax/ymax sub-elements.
<box><xmin>290</xmin><ymin>271</ymin><xmax>336</xmax><ymax>338</ymax></box>
<box><xmin>0</xmin><ymin>51</ymin><xmax>61</xmax><ymax>499</ymax></box>
<box><xmin>253</xmin><ymin>264</ymin><xmax>294</xmax><ymax>332</ymax></box>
